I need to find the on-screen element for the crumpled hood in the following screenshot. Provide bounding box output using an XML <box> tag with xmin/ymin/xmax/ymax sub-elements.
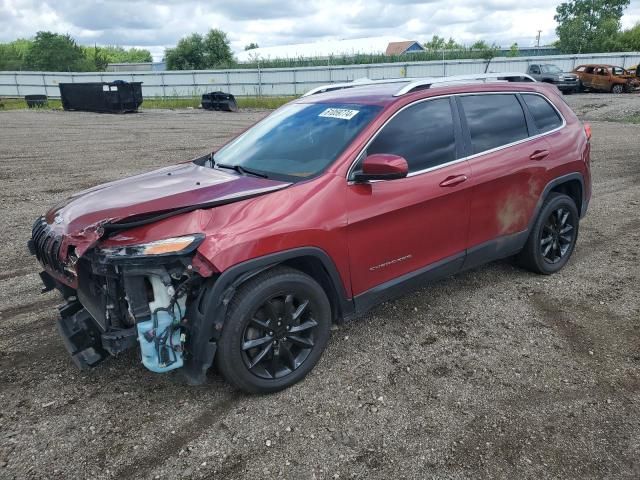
<box><xmin>45</xmin><ymin>161</ymin><xmax>289</xmax><ymax>256</ymax></box>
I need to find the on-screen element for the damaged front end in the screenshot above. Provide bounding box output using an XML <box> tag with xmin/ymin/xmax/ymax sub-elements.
<box><xmin>29</xmin><ymin>217</ymin><xmax>217</xmax><ymax>381</ymax></box>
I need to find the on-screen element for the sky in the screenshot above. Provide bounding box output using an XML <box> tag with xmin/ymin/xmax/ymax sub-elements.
<box><xmin>2</xmin><ymin>0</ymin><xmax>639</xmax><ymax>61</ymax></box>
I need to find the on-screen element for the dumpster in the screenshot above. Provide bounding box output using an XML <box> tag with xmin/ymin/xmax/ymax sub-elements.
<box><xmin>201</xmin><ymin>91</ymin><xmax>238</xmax><ymax>112</ymax></box>
<box><xmin>59</xmin><ymin>81</ymin><xmax>143</xmax><ymax>113</ymax></box>
<box><xmin>25</xmin><ymin>94</ymin><xmax>48</xmax><ymax>108</ymax></box>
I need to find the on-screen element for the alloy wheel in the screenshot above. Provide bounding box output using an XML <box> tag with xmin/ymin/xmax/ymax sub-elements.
<box><xmin>540</xmin><ymin>207</ymin><xmax>575</xmax><ymax>264</ymax></box>
<box><xmin>241</xmin><ymin>293</ymin><xmax>318</xmax><ymax>379</ymax></box>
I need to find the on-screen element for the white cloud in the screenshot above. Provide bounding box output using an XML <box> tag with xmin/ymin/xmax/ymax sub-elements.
<box><xmin>1</xmin><ymin>0</ymin><xmax>639</xmax><ymax>61</ymax></box>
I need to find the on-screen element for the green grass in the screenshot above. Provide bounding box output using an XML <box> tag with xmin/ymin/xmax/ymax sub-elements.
<box><xmin>141</xmin><ymin>96</ymin><xmax>296</xmax><ymax>110</ymax></box>
<box><xmin>0</xmin><ymin>98</ymin><xmax>62</xmax><ymax>110</ymax></box>
<box><xmin>620</xmin><ymin>114</ymin><xmax>640</xmax><ymax>124</ymax></box>
<box><xmin>0</xmin><ymin>96</ymin><xmax>295</xmax><ymax>111</ymax></box>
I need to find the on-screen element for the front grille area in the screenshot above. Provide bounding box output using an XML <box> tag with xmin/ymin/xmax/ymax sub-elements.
<box><xmin>30</xmin><ymin>216</ymin><xmax>66</xmax><ymax>276</ymax></box>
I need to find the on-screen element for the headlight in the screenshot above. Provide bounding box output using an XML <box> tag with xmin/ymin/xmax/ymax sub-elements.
<box><xmin>98</xmin><ymin>234</ymin><xmax>204</xmax><ymax>258</ymax></box>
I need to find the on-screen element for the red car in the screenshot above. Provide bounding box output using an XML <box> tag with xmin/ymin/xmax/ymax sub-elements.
<box><xmin>29</xmin><ymin>74</ymin><xmax>592</xmax><ymax>393</ymax></box>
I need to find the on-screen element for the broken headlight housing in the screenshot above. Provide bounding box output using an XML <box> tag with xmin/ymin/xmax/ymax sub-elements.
<box><xmin>98</xmin><ymin>234</ymin><xmax>204</xmax><ymax>259</ymax></box>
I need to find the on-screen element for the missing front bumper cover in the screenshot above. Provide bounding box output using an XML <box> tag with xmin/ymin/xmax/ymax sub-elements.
<box><xmin>56</xmin><ymin>309</ymin><xmax>109</xmax><ymax>370</ymax></box>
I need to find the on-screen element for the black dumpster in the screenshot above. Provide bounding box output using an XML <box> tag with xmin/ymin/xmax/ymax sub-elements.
<box><xmin>201</xmin><ymin>91</ymin><xmax>238</xmax><ymax>112</ymax></box>
<box><xmin>59</xmin><ymin>81</ymin><xmax>143</xmax><ymax>113</ymax></box>
<box><xmin>25</xmin><ymin>94</ymin><xmax>48</xmax><ymax>108</ymax></box>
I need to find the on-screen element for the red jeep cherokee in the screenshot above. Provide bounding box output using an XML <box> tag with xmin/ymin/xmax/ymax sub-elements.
<box><xmin>29</xmin><ymin>74</ymin><xmax>591</xmax><ymax>393</ymax></box>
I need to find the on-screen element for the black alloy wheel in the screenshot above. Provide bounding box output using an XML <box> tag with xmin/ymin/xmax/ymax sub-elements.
<box><xmin>540</xmin><ymin>206</ymin><xmax>575</xmax><ymax>264</ymax></box>
<box><xmin>241</xmin><ymin>293</ymin><xmax>318</xmax><ymax>379</ymax></box>
<box><xmin>216</xmin><ymin>266</ymin><xmax>331</xmax><ymax>393</ymax></box>
<box><xmin>517</xmin><ymin>192</ymin><xmax>579</xmax><ymax>275</ymax></box>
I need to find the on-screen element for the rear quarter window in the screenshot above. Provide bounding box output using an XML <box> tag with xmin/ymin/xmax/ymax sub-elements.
<box><xmin>459</xmin><ymin>94</ymin><xmax>529</xmax><ymax>154</ymax></box>
<box><xmin>522</xmin><ymin>94</ymin><xmax>563</xmax><ymax>134</ymax></box>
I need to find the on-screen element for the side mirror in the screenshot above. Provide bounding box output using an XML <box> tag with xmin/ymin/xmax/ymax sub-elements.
<box><xmin>353</xmin><ymin>154</ymin><xmax>409</xmax><ymax>182</ymax></box>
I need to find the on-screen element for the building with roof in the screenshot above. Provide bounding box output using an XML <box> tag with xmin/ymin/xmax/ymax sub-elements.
<box><xmin>235</xmin><ymin>37</ymin><xmax>424</xmax><ymax>63</ymax></box>
<box><xmin>385</xmin><ymin>41</ymin><xmax>424</xmax><ymax>56</ymax></box>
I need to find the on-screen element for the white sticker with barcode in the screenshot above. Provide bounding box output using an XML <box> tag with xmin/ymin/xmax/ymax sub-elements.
<box><xmin>319</xmin><ymin>108</ymin><xmax>359</xmax><ymax>120</ymax></box>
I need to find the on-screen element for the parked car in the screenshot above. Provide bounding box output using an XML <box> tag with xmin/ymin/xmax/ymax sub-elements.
<box><xmin>29</xmin><ymin>75</ymin><xmax>592</xmax><ymax>393</ymax></box>
<box><xmin>573</xmin><ymin>64</ymin><xmax>640</xmax><ymax>93</ymax></box>
<box><xmin>526</xmin><ymin>64</ymin><xmax>579</xmax><ymax>93</ymax></box>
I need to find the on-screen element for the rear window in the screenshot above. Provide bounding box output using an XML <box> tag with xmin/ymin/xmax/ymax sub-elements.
<box><xmin>460</xmin><ymin>94</ymin><xmax>529</xmax><ymax>154</ymax></box>
<box><xmin>522</xmin><ymin>94</ymin><xmax>563</xmax><ymax>133</ymax></box>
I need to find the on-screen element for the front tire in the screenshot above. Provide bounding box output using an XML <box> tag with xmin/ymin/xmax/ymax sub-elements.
<box><xmin>611</xmin><ymin>84</ymin><xmax>624</xmax><ymax>94</ymax></box>
<box><xmin>216</xmin><ymin>266</ymin><xmax>332</xmax><ymax>393</ymax></box>
<box><xmin>517</xmin><ymin>193</ymin><xmax>579</xmax><ymax>275</ymax></box>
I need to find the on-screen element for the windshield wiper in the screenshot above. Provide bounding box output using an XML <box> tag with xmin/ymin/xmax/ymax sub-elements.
<box><xmin>215</xmin><ymin>162</ymin><xmax>269</xmax><ymax>179</ymax></box>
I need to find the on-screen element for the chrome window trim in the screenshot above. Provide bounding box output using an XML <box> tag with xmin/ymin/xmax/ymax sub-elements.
<box><xmin>346</xmin><ymin>91</ymin><xmax>567</xmax><ymax>183</ymax></box>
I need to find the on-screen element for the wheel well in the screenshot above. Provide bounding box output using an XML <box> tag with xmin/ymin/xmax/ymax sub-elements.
<box><xmin>281</xmin><ymin>256</ymin><xmax>343</xmax><ymax>322</ymax></box>
<box><xmin>550</xmin><ymin>179</ymin><xmax>582</xmax><ymax>213</ymax></box>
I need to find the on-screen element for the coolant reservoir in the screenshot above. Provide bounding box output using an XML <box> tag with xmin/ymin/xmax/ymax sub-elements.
<box><xmin>136</xmin><ymin>311</ymin><xmax>184</xmax><ymax>373</ymax></box>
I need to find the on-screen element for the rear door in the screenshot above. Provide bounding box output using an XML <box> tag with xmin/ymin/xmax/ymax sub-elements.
<box><xmin>456</xmin><ymin>93</ymin><xmax>555</xmax><ymax>266</ymax></box>
<box><xmin>593</xmin><ymin>66</ymin><xmax>611</xmax><ymax>92</ymax></box>
<box><xmin>345</xmin><ymin>97</ymin><xmax>471</xmax><ymax>296</ymax></box>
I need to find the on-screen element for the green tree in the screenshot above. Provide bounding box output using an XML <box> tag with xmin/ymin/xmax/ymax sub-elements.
<box><xmin>0</xmin><ymin>39</ymin><xmax>30</xmax><ymax>70</ymax></box>
<box><xmin>554</xmin><ymin>0</ymin><xmax>629</xmax><ymax>53</ymax></box>
<box><xmin>165</xmin><ymin>29</ymin><xmax>234</xmax><ymax>70</ymax></box>
<box><xmin>471</xmin><ymin>41</ymin><xmax>500</xmax><ymax>72</ymax></box>
<box><xmin>619</xmin><ymin>22</ymin><xmax>640</xmax><ymax>51</ymax></box>
<box><xmin>165</xmin><ymin>33</ymin><xmax>206</xmax><ymax>70</ymax></box>
<box><xmin>203</xmin><ymin>29</ymin><xmax>234</xmax><ymax>67</ymax></box>
<box><xmin>244</xmin><ymin>42</ymin><xmax>259</xmax><ymax>51</ymax></box>
<box><xmin>100</xmin><ymin>46</ymin><xmax>153</xmax><ymax>63</ymax></box>
<box><xmin>424</xmin><ymin>35</ymin><xmax>446</xmax><ymax>51</ymax></box>
<box><xmin>23</xmin><ymin>31</ymin><xmax>89</xmax><ymax>71</ymax></box>
<box><xmin>424</xmin><ymin>36</ymin><xmax>461</xmax><ymax>51</ymax></box>
<box><xmin>508</xmin><ymin>42</ymin><xmax>519</xmax><ymax>57</ymax></box>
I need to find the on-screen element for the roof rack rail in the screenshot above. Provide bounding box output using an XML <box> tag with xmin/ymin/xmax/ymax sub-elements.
<box><xmin>393</xmin><ymin>73</ymin><xmax>536</xmax><ymax>96</ymax></box>
<box><xmin>301</xmin><ymin>77</ymin><xmax>414</xmax><ymax>97</ymax></box>
<box><xmin>302</xmin><ymin>72</ymin><xmax>536</xmax><ymax>98</ymax></box>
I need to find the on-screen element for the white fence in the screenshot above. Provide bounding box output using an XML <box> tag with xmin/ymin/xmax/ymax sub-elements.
<box><xmin>1</xmin><ymin>52</ymin><xmax>639</xmax><ymax>98</ymax></box>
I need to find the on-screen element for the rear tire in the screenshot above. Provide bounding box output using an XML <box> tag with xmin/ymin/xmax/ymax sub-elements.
<box><xmin>216</xmin><ymin>266</ymin><xmax>331</xmax><ymax>393</ymax></box>
<box><xmin>516</xmin><ymin>193</ymin><xmax>579</xmax><ymax>275</ymax></box>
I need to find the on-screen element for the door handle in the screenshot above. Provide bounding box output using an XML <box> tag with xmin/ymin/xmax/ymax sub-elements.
<box><xmin>530</xmin><ymin>149</ymin><xmax>549</xmax><ymax>161</ymax></box>
<box><xmin>439</xmin><ymin>174</ymin><xmax>468</xmax><ymax>187</ymax></box>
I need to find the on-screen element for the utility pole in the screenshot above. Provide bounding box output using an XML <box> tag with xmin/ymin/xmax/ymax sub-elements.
<box><xmin>536</xmin><ymin>30</ymin><xmax>542</xmax><ymax>48</ymax></box>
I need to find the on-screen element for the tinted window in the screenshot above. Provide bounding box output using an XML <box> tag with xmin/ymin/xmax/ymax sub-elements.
<box><xmin>522</xmin><ymin>94</ymin><xmax>562</xmax><ymax>133</ymax></box>
<box><xmin>460</xmin><ymin>94</ymin><xmax>529</xmax><ymax>154</ymax></box>
<box><xmin>366</xmin><ymin>98</ymin><xmax>456</xmax><ymax>173</ymax></box>
<box><xmin>214</xmin><ymin>103</ymin><xmax>381</xmax><ymax>181</ymax></box>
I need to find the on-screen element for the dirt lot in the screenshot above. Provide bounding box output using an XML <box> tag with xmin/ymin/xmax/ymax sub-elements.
<box><xmin>0</xmin><ymin>94</ymin><xmax>639</xmax><ymax>480</ymax></box>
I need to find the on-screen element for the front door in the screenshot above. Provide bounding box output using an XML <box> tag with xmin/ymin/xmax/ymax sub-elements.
<box><xmin>346</xmin><ymin>97</ymin><xmax>471</xmax><ymax>297</ymax></box>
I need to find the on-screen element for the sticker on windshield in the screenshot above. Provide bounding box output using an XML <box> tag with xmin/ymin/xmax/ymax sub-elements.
<box><xmin>319</xmin><ymin>108</ymin><xmax>360</xmax><ymax>120</ymax></box>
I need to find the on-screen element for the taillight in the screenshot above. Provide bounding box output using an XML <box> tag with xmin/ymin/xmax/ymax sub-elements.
<box><xmin>584</xmin><ymin>123</ymin><xmax>592</xmax><ymax>141</ymax></box>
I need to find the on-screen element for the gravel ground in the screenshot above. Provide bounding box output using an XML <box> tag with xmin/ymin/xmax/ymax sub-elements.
<box><xmin>0</xmin><ymin>96</ymin><xmax>639</xmax><ymax>480</ymax></box>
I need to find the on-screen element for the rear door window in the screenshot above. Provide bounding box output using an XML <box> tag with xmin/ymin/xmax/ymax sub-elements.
<box><xmin>459</xmin><ymin>94</ymin><xmax>529</xmax><ymax>154</ymax></box>
<box><xmin>522</xmin><ymin>94</ymin><xmax>563</xmax><ymax>134</ymax></box>
<box><xmin>366</xmin><ymin>98</ymin><xmax>457</xmax><ymax>173</ymax></box>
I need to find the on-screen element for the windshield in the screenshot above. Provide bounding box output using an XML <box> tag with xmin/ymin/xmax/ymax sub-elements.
<box><xmin>541</xmin><ymin>65</ymin><xmax>563</xmax><ymax>74</ymax></box>
<box><xmin>213</xmin><ymin>102</ymin><xmax>382</xmax><ymax>181</ymax></box>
